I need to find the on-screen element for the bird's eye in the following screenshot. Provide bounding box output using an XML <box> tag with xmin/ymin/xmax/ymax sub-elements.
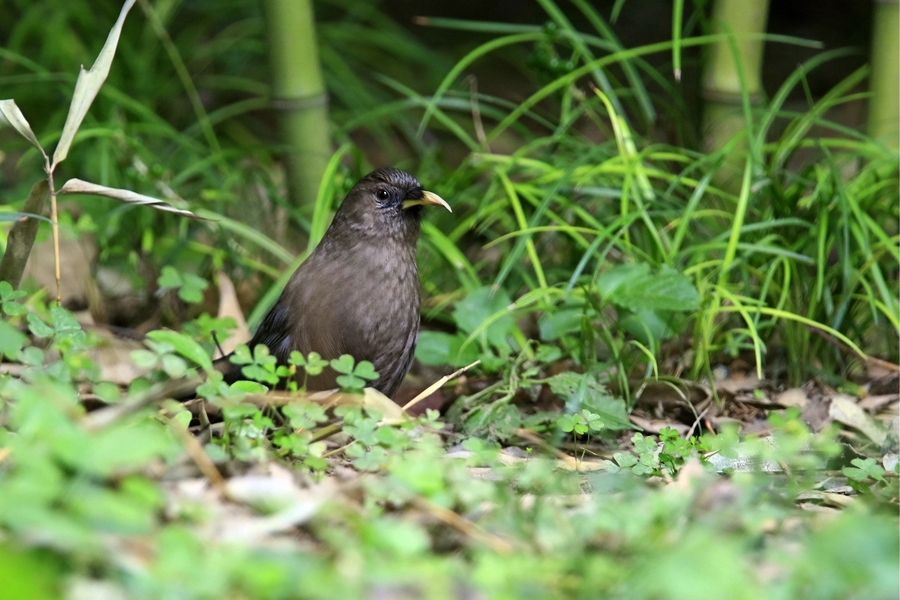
<box><xmin>375</xmin><ymin>188</ymin><xmax>390</xmax><ymax>202</ymax></box>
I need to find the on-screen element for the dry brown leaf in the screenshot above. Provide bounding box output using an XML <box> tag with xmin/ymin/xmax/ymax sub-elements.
<box><xmin>23</xmin><ymin>232</ymin><xmax>96</xmax><ymax>309</ymax></box>
<box><xmin>213</xmin><ymin>270</ymin><xmax>250</xmax><ymax>357</ymax></box>
<box><xmin>828</xmin><ymin>394</ymin><xmax>888</xmax><ymax>446</ymax></box>
<box><xmin>795</xmin><ymin>490</ymin><xmax>855</xmax><ymax>509</ymax></box>
<box><xmin>776</xmin><ymin>388</ymin><xmax>808</xmax><ymax>408</ymax></box>
<box><xmin>668</xmin><ymin>456</ymin><xmax>706</xmax><ymax>493</ymax></box>
<box><xmin>857</xmin><ymin>394</ymin><xmax>899</xmax><ymax>412</ymax></box>
<box><xmin>87</xmin><ymin>328</ymin><xmax>148</xmax><ymax>384</ymax></box>
<box><xmin>714</xmin><ymin>372</ymin><xmax>764</xmax><ymax>394</ymax></box>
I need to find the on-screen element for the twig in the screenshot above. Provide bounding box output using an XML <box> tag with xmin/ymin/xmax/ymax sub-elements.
<box><xmin>412</xmin><ymin>497</ymin><xmax>512</xmax><ymax>553</ymax></box>
<box><xmin>168</xmin><ymin>422</ymin><xmax>227</xmax><ymax>493</ymax></box>
<box><xmin>466</xmin><ymin>75</ymin><xmax>489</xmax><ymax>152</ymax></box>
<box><xmin>808</xmin><ymin>326</ymin><xmax>899</xmax><ymax>372</ymax></box>
<box><xmin>514</xmin><ymin>428</ymin><xmax>580</xmax><ymax>468</ymax></box>
<box><xmin>402</xmin><ymin>360</ymin><xmax>481</xmax><ymax>413</ymax></box>
<box><xmin>82</xmin><ymin>373</ymin><xmax>205</xmax><ymax>431</ymax></box>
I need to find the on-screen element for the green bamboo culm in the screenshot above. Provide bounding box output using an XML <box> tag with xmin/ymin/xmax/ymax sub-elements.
<box><xmin>868</xmin><ymin>0</ymin><xmax>899</xmax><ymax>148</ymax></box>
<box><xmin>701</xmin><ymin>0</ymin><xmax>770</xmax><ymax>188</ymax></box>
<box><xmin>264</xmin><ymin>0</ymin><xmax>332</xmax><ymax>218</ymax></box>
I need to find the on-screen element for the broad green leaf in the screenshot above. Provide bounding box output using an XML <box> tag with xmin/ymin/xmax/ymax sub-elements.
<box><xmin>146</xmin><ymin>330</ymin><xmax>212</xmax><ymax>370</ymax></box>
<box><xmin>453</xmin><ymin>286</ymin><xmax>515</xmax><ymax>349</ymax></box>
<box><xmin>0</xmin><ymin>321</ymin><xmax>27</xmax><ymax>357</ymax></box>
<box><xmin>597</xmin><ymin>263</ymin><xmax>700</xmax><ymax>312</ymax></box>
<box><xmin>26</xmin><ymin>313</ymin><xmax>53</xmax><ymax>339</ymax></box>
<box><xmin>330</xmin><ymin>354</ymin><xmax>356</xmax><ymax>374</ymax></box>
<box><xmin>336</xmin><ymin>374</ymin><xmax>365</xmax><ymax>390</ymax></box>
<box><xmin>415</xmin><ymin>331</ymin><xmax>454</xmax><ymax>366</ymax></box>
<box><xmin>446</xmin><ymin>333</ymin><xmax>482</xmax><ymax>367</ymax></box>
<box><xmin>69</xmin><ymin>420</ymin><xmax>176</xmax><ymax>477</ymax></box>
<box><xmin>548</xmin><ymin>372</ymin><xmax>634</xmax><ymax>430</ymax></box>
<box><xmin>160</xmin><ymin>354</ymin><xmax>188</xmax><ymax>378</ymax></box>
<box><xmin>230</xmin><ymin>380</ymin><xmax>268</xmax><ymax>394</ymax></box>
<box><xmin>353</xmin><ymin>361</ymin><xmax>378</xmax><ymax>381</ymax></box>
<box><xmin>619</xmin><ymin>308</ymin><xmax>686</xmax><ymax>343</ymax></box>
<box><xmin>65</xmin><ymin>485</ymin><xmax>156</xmax><ymax>534</ymax></box>
<box><xmin>157</xmin><ymin>266</ymin><xmax>182</xmax><ymax>289</ymax></box>
<box><xmin>539</xmin><ymin>306</ymin><xmax>583</xmax><ymax>341</ymax></box>
<box><xmin>0</xmin><ymin>543</ymin><xmax>63</xmax><ymax>600</ymax></box>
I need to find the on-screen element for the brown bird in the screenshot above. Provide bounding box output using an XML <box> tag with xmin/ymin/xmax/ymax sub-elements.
<box><xmin>222</xmin><ymin>167</ymin><xmax>450</xmax><ymax>399</ymax></box>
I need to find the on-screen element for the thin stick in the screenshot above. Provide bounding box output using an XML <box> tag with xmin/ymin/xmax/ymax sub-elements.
<box><xmin>514</xmin><ymin>428</ymin><xmax>580</xmax><ymax>468</ymax></box>
<box><xmin>412</xmin><ymin>497</ymin><xmax>512</xmax><ymax>553</ymax></box>
<box><xmin>45</xmin><ymin>160</ymin><xmax>61</xmax><ymax>305</ymax></box>
<box><xmin>808</xmin><ymin>326</ymin><xmax>899</xmax><ymax>373</ymax></box>
<box><xmin>168</xmin><ymin>422</ymin><xmax>227</xmax><ymax>493</ymax></box>
<box><xmin>402</xmin><ymin>360</ymin><xmax>481</xmax><ymax>413</ymax></box>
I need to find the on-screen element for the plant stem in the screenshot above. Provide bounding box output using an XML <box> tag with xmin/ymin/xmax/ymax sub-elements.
<box><xmin>264</xmin><ymin>0</ymin><xmax>332</xmax><ymax>219</ymax></box>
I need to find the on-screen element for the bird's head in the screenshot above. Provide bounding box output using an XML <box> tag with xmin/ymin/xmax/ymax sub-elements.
<box><xmin>331</xmin><ymin>167</ymin><xmax>451</xmax><ymax>241</ymax></box>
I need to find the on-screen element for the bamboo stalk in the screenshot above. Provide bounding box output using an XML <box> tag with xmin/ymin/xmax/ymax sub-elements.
<box><xmin>868</xmin><ymin>0</ymin><xmax>899</xmax><ymax>147</ymax></box>
<box><xmin>701</xmin><ymin>0</ymin><xmax>770</xmax><ymax>186</ymax></box>
<box><xmin>264</xmin><ymin>0</ymin><xmax>332</xmax><ymax>216</ymax></box>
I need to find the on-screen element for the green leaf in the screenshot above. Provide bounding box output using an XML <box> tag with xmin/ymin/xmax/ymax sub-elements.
<box><xmin>26</xmin><ymin>313</ymin><xmax>54</xmax><ymax>338</ymax></box>
<box><xmin>415</xmin><ymin>330</ymin><xmax>452</xmax><ymax>365</ymax></box>
<box><xmin>157</xmin><ymin>266</ymin><xmax>182</xmax><ymax>289</ymax></box>
<box><xmin>619</xmin><ymin>308</ymin><xmax>685</xmax><ymax>343</ymax></box>
<box><xmin>843</xmin><ymin>457</ymin><xmax>885</xmax><ymax>482</ymax></box>
<box><xmin>539</xmin><ymin>306</ymin><xmax>584</xmax><ymax>341</ymax></box>
<box><xmin>597</xmin><ymin>263</ymin><xmax>700</xmax><ymax>312</ymax></box>
<box><xmin>65</xmin><ymin>420</ymin><xmax>176</xmax><ymax>477</ymax></box>
<box><xmin>2</xmin><ymin>301</ymin><xmax>27</xmax><ymax>317</ymax></box>
<box><xmin>0</xmin><ymin>281</ymin><xmax>28</xmax><ymax>316</ymax></box>
<box><xmin>548</xmin><ymin>372</ymin><xmax>634</xmax><ymax>430</ymax></box>
<box><xmin>304</xmin><ymin>352</ymin><xmax>327</xmax><ymax>376</ymax></box>
<box><xmin>330</xmin><ymin>354</ymin><xmax>356</xmax><ymax>375</ymax></box>
<box><xmin>0</xmin><ymin>543</ymin><xmax>64</xmax><ymax>600</ymax></box>
<box><xmin>354</xmin><ymin>446</ymin><xmax>388</xmax><ymax>471</ymax></box>
<box><xmin>146</xmin><ymin>330</ymin><xmax>213</xmax><ymax>370</ymax></box>
<box><xmin>0</xmin><ymin>321</ymin><xmax>27</xmax><ymax>357</ymax></box>
<box><xmin>160</xmin><ymin>354</ymin><xmax>188</xmax><ymax>378</ymax></box>
<box><xmin>353</xmin><ymin>360</ymin><xmax>379</xmax><ymax>381</ymax></box>
<box><xmin>230</xmin><ymin>344</ymin><xmax>253</xmax><ymax>365</ymax></box>
<box><xmin>241</xmin><ymin>364</ymin><xmax>279</xmax><ymax>385</ymax></box>
<box><xmin>453</xmin><ymin>286</ymin><xmax>515</xmax><ymax>349</ymax></box>
<box><xmin>230</xmin><ymin>380</ymin><xmax>268</xmax><ymax>394</ymax></box>
<box><xmin>49</xmin><ymin>306</ymin><xmax>80</xmax><ymax>332</ymax></box>
<box><xmin>93</xmin><ymin>382</ymin><xmax>121</xmax><ymax>403</ymax></box>
<box><xmin>251</xmin><ymin>344</ymin><xmax>277</xmax><ymax>366</ymax></box>
<box><xmin>0</xmin><ymin>281</ymin><xmax>25</xmax><ymax>301</ymax></box>
<box><xmin>336</xmin><ymin>374</ymin><xmax>365</xmax><ymax>391</ymax></box>
<box><xmin>534</xmin><ymin>344</ymin><xmax>562</xmax><ymax>363</ymax></box>
<box><xmin>131</xmin><ymin>349</ymin><xmax>159</xmax><ymax>369</ymax></box>
<box><xmin>363</xmin><ymin>517</ymin><xmax>430</xmax><ymax>555</ymax></box>
<box><xmin>178</xmin><ymin>273</ymin><xmax>208</xmax><ymax>304</ymax></box>
<box><xmin>18</xmin><ymin>346</ymin><xmax>43</xmax><ymax>366</ymax></box>
<box><xmin>446</xmin><ymin>333</ymin><xmax>483</xmax><ymax>367</ymax></box>
<box><xmin>614</xmin><ymin>452</ymin><xmax>637</xmax><ymax>468</ymax></box>
<box><xmin>282</xmin><ymin>404</ymin><xmax>327</xmax><ymax>430</ymax></box>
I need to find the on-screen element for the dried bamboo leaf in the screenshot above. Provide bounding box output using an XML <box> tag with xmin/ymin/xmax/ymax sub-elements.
<box><xmin>51</xmin><ymin>0</ymin><xmax>136</xmax><ymax>168</ymax></box>
<box><xmin>0</xmin><ymin>99</ymin><xmax>47</xmax><ymax>159</ymax></box>
<box><xmin>58</xmin><ymin>178</ymin><xmax>205</xmax><ymax>219</ymax></box>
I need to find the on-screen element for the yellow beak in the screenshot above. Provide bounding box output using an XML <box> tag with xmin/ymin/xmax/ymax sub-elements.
<box><xmin>402</xmin><ymin>190</ymin><xmax>452</xmax><ymax>212</ymax></box>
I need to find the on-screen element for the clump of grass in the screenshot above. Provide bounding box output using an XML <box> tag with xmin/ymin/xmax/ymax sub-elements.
<box><xmin>400</xmin><ymin>8</ymin><xmax>898</xmax><ymax>388</ymax></box>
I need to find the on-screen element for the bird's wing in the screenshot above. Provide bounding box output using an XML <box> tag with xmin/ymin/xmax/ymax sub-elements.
<box><xmin>246</xmin><ymin>300</ymin><xmax>294</xmax><ymax>362</ymax></box>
